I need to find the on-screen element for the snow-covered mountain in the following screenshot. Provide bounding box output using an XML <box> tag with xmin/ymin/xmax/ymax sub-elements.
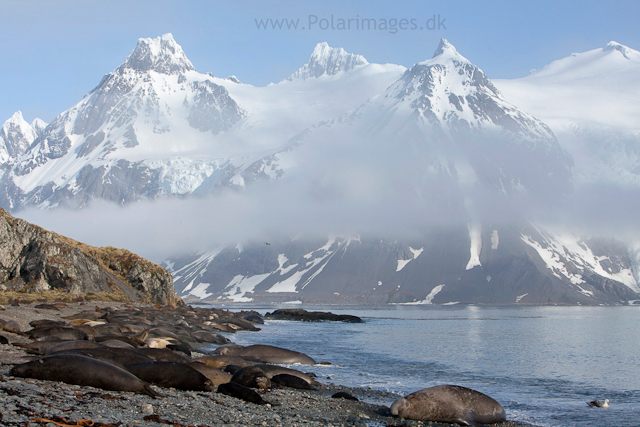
<box><xmin>288</xmin><ymin>41</ymin><xmax>369</xmax><ymax>80</ymax></box>
<box><xmin>238</xmin><ymin>38</ymin><xmax>572</xmax><ymax>207</ymax></box>
<box><xmin>0</xmin><ymin>111</ymin><xmax>46</xmax><ymax>164</ymax></box>
<box><xmin>165</xmin><ymin>39</ymin><xmax>638</xmax><ymax>305</ymax></box>
<box><xmin>169</xmin><ymin>226</ymin><xmax>639</xmax><ymax>305</ymax></box>
<box><xmin>494</xmin><ymin>41</ymin><xmax>640</xmax><ymax>187</ymax></box>
<box><xmin>0</xmin><ymin>36</ymin><xmax>404</xmax><ymax>209</ymax></box>
<box><xmin>3</xmin><ymin>35</ymin><xmax>639</xmax><ymax>305</ymax></box>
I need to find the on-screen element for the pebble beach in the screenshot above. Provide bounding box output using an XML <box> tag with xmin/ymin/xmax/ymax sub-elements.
<box><xmin>0</xmin><ymin>302</ymin><xmax>535</xmax><ymax>427</ymax></box>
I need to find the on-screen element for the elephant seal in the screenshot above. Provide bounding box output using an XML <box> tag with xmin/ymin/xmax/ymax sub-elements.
<box><xmin>57</xmin><ymin>348</ymin><xmax>153</xmax><ymax>365</ymax></box>
<box><xmin>45</xmin><ymin>340</ymin><xmax>106</xmax><ymax>355</ymax></box>
<box><xmin>3</xmin><ymin>320</ymin><xmax>22</xmax><ymax>334</ymax></box>
<box><xmin>100</xmin><ymin>339</ymin><xmax>136</xmax><ymax>349</ymax></box>
<box><xmin>390</xmin><ymin>385</ymin><xmax>506</xmax><ymax>426</ymax></box>
<box><xmin>28</xmin><ymin>326</ymin><xmax>88</xmax><ymax>341</ymax></box>
<box><xmin>217</xmin><ymin>382</ymin><xmax>268</xmax><ymax>405</ymax></box>
<box><xmin>231</xmin><ymin>366</ymin><xmax>271</xmax><ymax>389</ymax></box>
<box><xmin>187</xmin><ymin>362</ymin><xmax>233</xmax><ymax>386</ymax></box>
<box><xmin>10</xmin><ymin>354</ymin><xmax>160</xmax><ymax>398</ymax></box>
<box><xmin>135</xmin><ymin>347</ymin><xmax>192</xmax><ymax>363</ymax></box>
<box><xmin>216</xmin><ymin>344</ymin><xmax>317</xmax><ymax>365</ymax></box>
<box><xmin>94</xmin><ymin>335</ymin><xmax>140</xmax><ymax>348</ymax></box>
<box><xmin>192</xmin><ymin>330</ymin><xmax>230</xmax><ymax>344</ymax></box>
<box><xmin>255</xmin><ymin>364</ymin><xmax>316</xmax><ymax>385</ymax></box>
<box><xmin>124</xmin><ymin>361</ymin><xmax>214</xmax><ymax>391</ymax></box>
<box><xmin>271</xmin><ymin>373</ymin><xmax>315</xmax><ymax>390</ymax></box>
<box><xmin>194</xmin><ymin>355</ymin><xmax>256</xmax><ymax>369</ymax></box>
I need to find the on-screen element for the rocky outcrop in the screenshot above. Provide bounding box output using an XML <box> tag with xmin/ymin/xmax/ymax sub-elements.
<box><xmin>0</xmin><ymin>208</ymin><xmax>181</xmax><ymax>305</ymax></box>
<box><xmin>265</xmin><ymin>309</ymin><xmax>363</xmax><ymax>323</ymax></box>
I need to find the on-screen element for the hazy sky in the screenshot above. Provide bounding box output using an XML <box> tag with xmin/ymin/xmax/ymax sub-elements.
<box><xmin>2</xmin><ymin>0</ymin><xmax>639</xmax><ymax>124</ymax></box>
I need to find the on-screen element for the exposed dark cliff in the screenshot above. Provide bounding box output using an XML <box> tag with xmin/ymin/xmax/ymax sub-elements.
<box><xmin>0</xmin><ymin>208</ymin><xmax>181</xmax><ymax>305</ymax></box>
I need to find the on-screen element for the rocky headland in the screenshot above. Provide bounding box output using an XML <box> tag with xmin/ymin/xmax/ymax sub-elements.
<box><xmin>0</xmin><ymin>208</ymin><xmax>180</xmax><ymax>306</ymax></box>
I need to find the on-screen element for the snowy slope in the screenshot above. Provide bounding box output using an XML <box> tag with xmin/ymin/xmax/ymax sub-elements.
<box><xmin>494</xmin><ymin>41</ymin><xmax>640</xmax><ymax>186</ymax></box>
<box><xmin>168</xmin><ymin>226</ymin><xmax>639</xmax><ymax>305</ymax></box>
<box><xmin>259</xmin><ymin>39</ymin><xmax>572</xmax><ymax>205</ymax></box>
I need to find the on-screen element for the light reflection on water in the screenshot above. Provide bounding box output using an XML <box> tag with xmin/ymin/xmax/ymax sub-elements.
<box><xmin>201</xmin><ymin>304</ymin><xmax>640</xmax><ymax>427</ymax></box>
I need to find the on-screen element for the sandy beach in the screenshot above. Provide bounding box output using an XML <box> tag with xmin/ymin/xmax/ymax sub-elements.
<box><xmin>0</xmin><ymin>302</ymin><xmax>535</xmax><ymax>427</ymax></box>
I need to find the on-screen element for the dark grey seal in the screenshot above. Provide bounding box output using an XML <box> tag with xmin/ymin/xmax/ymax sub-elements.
<box><xmin>217</xmin><ymin>382</ymin><xmax>268</xmax><ymax>405</ymax></box>
<box><xmin>10</xmin><ymin>354</ymin><xmax>159</xmax><ymax>398</ymax></box>
<box><xmin>215</xmin><ymin>344</ymin><xmax>316</xmax><ymax>365</ymax></box>
<box><xmin>231</xmin><ymin>366</ymin><xmax>271</xmax><ymax>389</ymax></box>
<box><xmin>124</xmin><ymin>361</ymin><xmax>214</xmax><ymax>391</ymax></box>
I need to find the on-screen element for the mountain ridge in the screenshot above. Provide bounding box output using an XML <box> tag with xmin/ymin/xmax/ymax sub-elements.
<box><xmin>1</xmin><ymin>36</ymin><xmax>638</xmax><ymax>305</ymax></box>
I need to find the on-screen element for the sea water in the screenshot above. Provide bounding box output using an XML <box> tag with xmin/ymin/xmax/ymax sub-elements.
<box><xmin>202</xmin><ymin>304</ymin><xmax>640</xmax><ymax>427</ymax></box>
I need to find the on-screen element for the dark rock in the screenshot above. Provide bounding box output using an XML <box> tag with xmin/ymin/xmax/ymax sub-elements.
<box><xmin>332</xmin><ymin>391</ymin><xmax>359</xmax><ymax>401</ymax></box>
<box><xmin>265</xmin><ymin>309</ymin><xmax>363</xmax><ymax>323</ymax></box>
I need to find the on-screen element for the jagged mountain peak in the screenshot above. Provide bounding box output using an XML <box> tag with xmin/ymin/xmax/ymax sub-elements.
<box><xmin>604</xmin><ymin>41</ymin><xmax>639</xmax><ymax>60</ymax></box>
<box><xmin>31</xmin><ymin>118</ymin><xmax>47</xmax><ymax>136</ymax></box>
<box><xmin>120</xmin><ymin>33</ymin><xmax>195</xmax><ymax>75</ymax></box>
<box><xmin>3</xmin><ymin>111</ymin><xmax>46</xmax><ymax>138</ymax></box>
<box><xmin>392</xmin><ymin>40</ymin><xmax>502</xmax><ymax>120</ymax></box>
<box><xmin>7</xmin><ymin>110</ymin><xmax>26</xmax><ymax>124</ymax></box>
<box><xmin>432</xmin><ymin>38</ymin><xmax>460</xmax><ymax>59</ymax></box>
<box><xmin>288</xmin><ymin>41</ymin><xmax>368</xmax><ymax>80</ymax></box>
<box><xmin>1</xmin><ymin>110</ymin><xmax>42</xmax><ymax>163</ymax></box>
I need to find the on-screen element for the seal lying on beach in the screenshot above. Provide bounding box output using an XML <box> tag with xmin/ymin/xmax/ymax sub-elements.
<box><xmin>390</xmin><ymin>385</ymin><xmax>506</xmax><ymax>426</ymax></box>
<box><xmin>271</xmin><ymin>373</ymin><xmax>316</xmax><ymax>390</ymax></box>
<box><xmin>194</xmin><ymin>355</ymin><xmax>257</xmax><ymax>369</ymax></box>
<box><xmin>10</xmin><ymin>354</ymin><xmax>160</xmax><ymax>398</ymax></box>
<box><xmin>231</xmin><ymin>366</ymin><xmax>271</xmax><ymax>389</ymax></box>
<box><xmin>215</xmin><ymin>344</ymin><xmax>317</xmax><ymax>365</ymax></box>
<box><xmin>124</xmin><ymin>361</ymin><xmax>215</xmax><ymax>391</ymax></box>
<box><xmin>188</xmin><ymin>362</ymin><xmax>233</xmax><ymax>386</ymax></box>
<box><xmin>254</xmin><ymin>364</ymin><xmax>317</xmax><ymax>385</ymax></box>
<box><xmin>217</xmin><ymin>382</ymin><xmax>269</xmax><ymax>405</ymax></box>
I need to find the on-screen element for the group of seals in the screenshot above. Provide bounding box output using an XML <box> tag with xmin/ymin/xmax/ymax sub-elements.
<box><xmin>5</xmin><ymin>303</ymin><xmax>520</xmax><ymax>425</ymax></box>
<box><xmin>6</xmin><ymin>303</ymin><xmax>324</xmax><ymax>407</ymax></box>
<box><xmin>6</xmin><ymin>304</ymin><xmax>270</xmax><ymax>397</ymax></box>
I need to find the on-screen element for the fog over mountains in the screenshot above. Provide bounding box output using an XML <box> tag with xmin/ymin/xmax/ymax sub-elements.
<box><xmin>3</xmin><ymin>34</ymin><xmax>640</xmax><ymax>305</ymax></box>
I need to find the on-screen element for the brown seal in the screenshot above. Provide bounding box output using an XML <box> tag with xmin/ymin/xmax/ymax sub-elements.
<box><xmin>231</xmin><ymin>366</ymin><xmax>271</xmax><ymax>389</ymax></box>
<box><xmin>390</xmin><ymin>385</ymin><xmax>506</xmax><ymax>426</ymax></box>
<box><xmin>124</xmin><ymin>361</ymin><xmax>214</xmax><ymax>391</ymax></box>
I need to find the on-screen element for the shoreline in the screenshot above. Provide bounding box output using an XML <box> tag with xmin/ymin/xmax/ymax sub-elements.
<box><xmin>0</xmin><ymin>302</ymin><xmax>536</xmax><ymax>427</ymax></box>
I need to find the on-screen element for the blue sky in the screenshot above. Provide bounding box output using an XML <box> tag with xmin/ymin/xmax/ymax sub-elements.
<box><xmin>1</xmin><ymin>0</ymin><xmax>638</xmax><ymax>124</ymax></box>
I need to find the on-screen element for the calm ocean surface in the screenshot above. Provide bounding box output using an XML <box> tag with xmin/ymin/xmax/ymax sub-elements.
<box><xmin>202</xmin><ymin>304</ymin><xmax>640</xmax><ymax>427</ymax></box>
